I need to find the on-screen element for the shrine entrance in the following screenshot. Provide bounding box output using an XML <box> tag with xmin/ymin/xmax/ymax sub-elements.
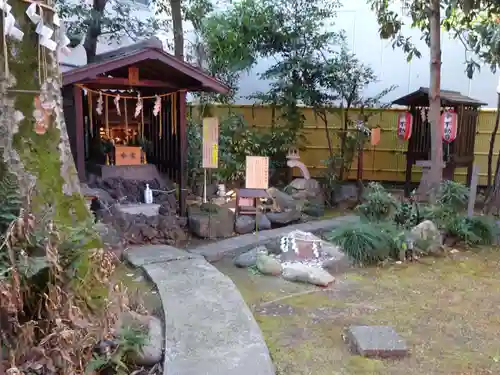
<box><xmin>61</xmin><ymin>38</ymin><xmax>229</xmax><ymax>213</ymax></box>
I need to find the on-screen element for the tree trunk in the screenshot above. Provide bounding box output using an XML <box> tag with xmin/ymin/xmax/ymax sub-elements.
<box><xmin>171</xmin><ymin>0</ymin><xmax>184</xmax><ymax>59</ymax></box>
<box><xmin>426</xmin><ymin>0</ymin><xmax>443</xmax><ymax>199</ymax></box>
<box><xmin>83</xmin><ymin>0</ymin><xmax>108</xmax><ymax>63</ymax></box>
<box><xmin>1</xmin><ymin>2</ymin><xmax>92</xmax><ymax>234</ymax></box>
<box><xmin>486</xmin><ymin>93</ymin><xmax>500</xmax><ymax>195</ymax></box>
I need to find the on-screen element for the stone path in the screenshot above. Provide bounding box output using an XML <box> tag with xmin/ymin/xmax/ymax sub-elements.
<box><xmin>125</xmin><ymin>245</ymin><xmax>275</xmax><ymax>375</ymax></box>
<box><xmin>124</xmin><ymin>216</ymin><xmax>357</xmax><ymax>375</ymax></box>
<box><xmin>188</xmin><ymin>215</ymin><xmax>358</xmax><ymax>262</ymax></box>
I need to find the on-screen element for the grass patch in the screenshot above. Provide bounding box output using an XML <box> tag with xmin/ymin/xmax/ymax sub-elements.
<box><xmin>217</xmin><ymin>249</ymin><xmax>500</xmax><ymax>375</ymax></box>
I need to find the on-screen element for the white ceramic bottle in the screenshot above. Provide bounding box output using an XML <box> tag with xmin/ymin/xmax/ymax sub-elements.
<box><xmin>144</xmin><ymin>184</ymin><xmax>153</xmax><ymax>204</ymax></box>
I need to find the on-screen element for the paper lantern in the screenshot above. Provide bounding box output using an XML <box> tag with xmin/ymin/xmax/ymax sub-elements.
<box><xmin>397</xmin><ymin>112</ymin><xmax>413</xmax><ymax>141</ymax></box>
<box><xmin>441</xmin><ymin>110</ymin><xmax>458</xmax><ymax>143</ymax></box>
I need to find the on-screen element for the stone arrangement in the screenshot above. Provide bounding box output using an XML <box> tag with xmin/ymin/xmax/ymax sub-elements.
<box><xmin>344</xmin><ymin>325</ymin><xmax>409</xmax><ymax>359</ymax></box>
<box><xmin>233</xmin><ymin>230</ymin><xmax>349</xmax><ymax>286</ymax></box>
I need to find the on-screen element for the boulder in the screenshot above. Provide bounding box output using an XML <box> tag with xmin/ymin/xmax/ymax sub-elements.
<box><xmin>282</xmin><ymin>263</ymin><xmax>334</xmax><ymax>287</ymax></box>
<box><xmin>234</xmin><ymin>246</ymin><xmax>268</xmax><ymax>268</ymax></box>
<box><xmin>256</xmin><ymin>254</ymin><xmax>282</xmax><ymax>276</ymax></box>
<box><xmin>267</xmin><ymin>210</ymin><xmax>302</xmax><ymax>225</ymax></box>
<box><xmin>267</xmin><ymin>187</ymin><xmax>297</xmax><ymax>211</ymax></box>
<box><xmin>117</xmin><ymin>311</ymin><xmax>163</xmax><ymax>366</ymax></box>
<box><xmin>303</xmin><ymin>201</ymin><xmax>325</xmax><ymax>217</ymax></box>
<box><xmin>235</xmin><ymin>215</ymin><xmax>256</xmax><ymax>234</ymax></box>
<box><xmin>188</xmin><ymin>204</ymin><xmax>235</xmax><ymax>239</ymax></box>
<box><xmin>409</xmin><ymin>220</ymin><xmax>442</xmax><ymax>254</ymax></box>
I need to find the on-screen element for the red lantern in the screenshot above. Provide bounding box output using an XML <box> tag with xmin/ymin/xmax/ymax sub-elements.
<box><xmin>397</xmin><ymin>112</ymin><xmax>413</xmax><ymax>141</ymax></box>
<box><xmin>441</xmin><ymin>110</ymin><xmax>458</xmax><ymax>143</ymax></box>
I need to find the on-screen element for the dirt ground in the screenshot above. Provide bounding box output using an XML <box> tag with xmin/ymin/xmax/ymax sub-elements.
<box><xmin>215</xmin><ymin>248</ymin><xmax>500</xmax><ymax>375</ymax></box>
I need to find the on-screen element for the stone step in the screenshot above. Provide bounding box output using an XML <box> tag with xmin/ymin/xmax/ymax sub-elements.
<box><xmin>125</xmin><ymin>245</ymin><xmax>275</xmax><ymax>375</ymax></box>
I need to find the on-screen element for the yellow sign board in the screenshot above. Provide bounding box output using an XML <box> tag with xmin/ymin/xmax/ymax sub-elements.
<box><xmin>202</xmin><ymin>117</ymin><xmax>219</xmax><ymax>169</ymax></box>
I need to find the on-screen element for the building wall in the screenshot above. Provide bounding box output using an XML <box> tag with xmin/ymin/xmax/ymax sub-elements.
<box><xmin>207</xmin><ymin>104</ymin><xmax>499</xmax><ymax>185</ymax></box>
<box><xmin>236</xmin><ymin>0</ymin><xmax>500</xmax><ymax>108</ymax></box>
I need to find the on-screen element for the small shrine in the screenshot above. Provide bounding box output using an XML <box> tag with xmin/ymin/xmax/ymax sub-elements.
<box><xmin>61</xmin><ymin>38</ymin><xmax>229</xmax><ymax>213</ymax></box>
<box><xmin>392</xmin><ymin>87</ymin><xmax>486</xmax><ymax>195</ymax></box>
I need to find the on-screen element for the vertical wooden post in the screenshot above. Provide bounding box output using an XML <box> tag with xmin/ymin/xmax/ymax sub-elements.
<box><xmin>468</xmin><ymin>164</ymin><xmax>479</xmax><ymax>217</ymax></box>
<box><xmin>73</xmin><ymin>85</ymin><xmax>86</xmax><ymax>181</ymax></box>
<box><xmin>178</xmin><ymin>91</ymin><xmax>188</xmax><ymax>216</ymax></box>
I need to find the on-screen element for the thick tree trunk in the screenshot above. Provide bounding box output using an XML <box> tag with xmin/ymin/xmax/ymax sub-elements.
<box><xmin>426</xmin><ymin>0</ymin><xmax>443</xmax><ymax>199</ymax></box>
<box><xmin>83</xmin><ymin>0</ymin><xmax>108</xmax><ymax>64</ymax></box>
<box><xmin>171</xmin><ymin>0</ymin><xmax>184</xmax><ymax>59</ymax></box>
<box><xmin>1</xmin><ymin>1</ymin><xmax>92</xmax><ymax>232</ymax></box>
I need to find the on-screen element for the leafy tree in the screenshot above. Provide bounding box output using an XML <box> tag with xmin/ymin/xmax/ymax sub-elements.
<box><xmin>367</xmin><ymin>0</ymin><xmax>500</xmax><ymax>200</ymax></box>
<box><xmin>56</xmin><ymin>0</ymin><xmax>165</xmax><ymax>62</ymax></box>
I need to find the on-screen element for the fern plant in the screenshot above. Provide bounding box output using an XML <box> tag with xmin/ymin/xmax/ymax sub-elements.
<box><xmin>0</xmin><ymin>172</ymin><xmax>21</xmax><ymax>232</ymax></box>
<box><xmin>356</xmin><ymin>182</ymin><xmax>399</xmax><ymax>222</ymax></box>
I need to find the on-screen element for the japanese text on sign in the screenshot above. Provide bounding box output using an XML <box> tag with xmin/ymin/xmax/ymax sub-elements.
<box><xmin>245</xmin><ymin>156</ymin><xmax>269</xmax><ymax>189</ymax></box>
<box><xmin>202</xmin><ymin>117</ymin><xmax>219</xmax><ymax>168</ymax></box>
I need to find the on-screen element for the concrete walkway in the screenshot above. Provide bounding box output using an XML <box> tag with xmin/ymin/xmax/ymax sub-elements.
<box><xmin>124</xmin><ymin>216</ymin><xmax>357</xmax><ymax>375</ymax></box>
<box><xmin>189</xmin><ymin>215</ymin><xmax>358</xmax><ymax>261</ymax></box>
<box><xmin>125</xmin><ymin>245</ymin><xmax>275</xmax><ymax>375</ymax></box>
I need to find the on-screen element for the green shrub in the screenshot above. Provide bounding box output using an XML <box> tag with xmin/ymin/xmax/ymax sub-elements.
<box><xmin>0</xmin><ymin>172</ymin><xmax>21</xmax><ymax>232</ymax></box>
<box><xmin>327</xmin><ymin>222</ymin><xmax>402</xmax><ymax>265</ymax></box>
<box><xmin>356</xmin><ymin>182</ymin><xmax>399</xmax><ymax>222</ymax></box>
<box><xmin>445</xmin><ymin>215</ymin><xmax>498</xmax><ymax>246</ymax></box>
<box><xmin>436</xmin><ymin>180</ymin><xmax>469</xmax><ymax>212</ymax></box>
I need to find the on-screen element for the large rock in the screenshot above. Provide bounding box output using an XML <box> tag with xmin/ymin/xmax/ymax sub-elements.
<box><xmin>289</xmin><ymin>178</ymin><xmax>322</xmax><ymax>197</ymax></box>
<box><xmin>267</xmin><ymin>187</ymin><xmax>297</xmax><ymax>211</ymax></box>
<box><xmin>282</xmin><ymin>263</ymin><xmax>334</xmax><ymax>286</ymax></box>
<box><xmin>409</xmin><ymin>220</ymin><xmax>442</xmax><ymax>254</ymax></box>
<box><xmin>267</xmin><ymin>210</ymin><xmax>302</xmax><ymax>225</ymax></box>
<box><xmin>234</xmin><ymin>246</ymin><xmax>268</xmax><ymax>268</ymax></box>
<box><xmin>188</xmin><ymin>203</ymin><xmax>235</xmax><ymax>239</ymax></box>
<box><xmin>256</xmin><ymin>254</ymin><xmax>282</xmax><ymax>276</ymax></box>
<box><xmin>256</xmin><ymin>213</ymin><xmax>272</xmax><ymax>230</ymax></box>
<box><xmin>117</xmin><ymin>311</ymin><xmax>163</xmax><ymax>366</ymax></box>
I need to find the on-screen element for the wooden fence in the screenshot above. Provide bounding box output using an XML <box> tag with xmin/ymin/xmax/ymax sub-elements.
<box><xmin>199</xmin><ymin>104</ymin><xmax>499</xmax><ymax>186</ymax></box>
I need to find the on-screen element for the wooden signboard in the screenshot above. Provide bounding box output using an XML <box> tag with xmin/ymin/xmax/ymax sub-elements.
<box><xmin>115</xmin><ymin>146</ymin><xmax>142</xmax><ymax>166</ymax></box>
<box><xmin>245</xmin><ymin>156</ymin><xmax>269</xmax><ymax>189</ymax></box>
<box><xmin>202</xmin><ymin>117</ymin><xmax>219</xmax><ymax>169</ymax></box>
<box><xmin>371</xmin><ymin>127</ymin><xmax>381</xmax><ymax>145</ymax></box>
<box><xmin>128</xmin><ymin>66</ymin><xmax>139</xmax><ymax>85</ymax></box>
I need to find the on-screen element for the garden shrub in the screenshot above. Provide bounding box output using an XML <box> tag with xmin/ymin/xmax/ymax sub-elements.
<box><xmin>445</xmin><ymin>215</ymin><xmax>498</xmax><ymax>246</ymax></box>
<box><xmin>356</xmin><ymin>182</ymin><xmax>399</xmax><ymax>222</ymax></box>
<box><xmin>327</xmin><ymin>221</ymin><xmax>401</xmax><ymax>265</ymax></box>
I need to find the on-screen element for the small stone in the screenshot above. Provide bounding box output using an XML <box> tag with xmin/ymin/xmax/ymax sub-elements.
<box><xmin>234</xmin><ymin>246</ymin><xmax>267</xmax><ymax>268</ymax></box>
<box><xmin>345</xmin><ymin>325</ymin><xmax>408</xmax><ymax>359</ymax></box>
<box><xmin>282</xmin><ymin>263</ymin><xmax>334</xmax><ymax>286</ymax></box>
<box><xmin>256</xmin><ymin>254</ymin><xmax>282</xmax><ymax>276</ymax></box>
<box><xmin>256</xmin><ymin>213</ymin><xmax>272</xmax><ymax>230</ymax></box>
<box><xmin>117</xmin><ymin>311</ymin><xmax>163</xmax><ymax>366</ymax></box>
<box><xmin>235</xmin><ymin>215</ymin><xmax>256</xmax><ymax>234</ymax></box>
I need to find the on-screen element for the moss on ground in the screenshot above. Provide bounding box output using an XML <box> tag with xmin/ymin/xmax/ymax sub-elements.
<box><xmin>216</xmin><ymin>248</ymin><xmax>500</xmax><ymax>375</ymax></box>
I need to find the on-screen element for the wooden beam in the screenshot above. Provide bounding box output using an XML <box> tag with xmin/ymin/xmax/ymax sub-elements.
<box><xmin>73</xmin><ymin>85</ymin><xmax>86</xmax><ymax>181</ymax></box>
<box><xmin>178</xmin><ymin>91</ymin><xmax>188</xmax><ymax>216</ymax></box>
<box><xmin>81</xmin><ymin>77</ymin><xmax>176</xmax><ymax>89</ymax></box>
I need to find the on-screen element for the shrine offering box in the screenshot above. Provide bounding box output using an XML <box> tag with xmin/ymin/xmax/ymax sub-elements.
<box><xmin>114</xmin><ymin>146</ymin><xmax>142</xmax><ymax>166</ymax></box>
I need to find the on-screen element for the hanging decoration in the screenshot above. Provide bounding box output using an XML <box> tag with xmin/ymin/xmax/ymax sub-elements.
<box><xmin>159</xmin><ymin>97</ymin><xmax>163</xmax><ymax>138</ymax></box>
<box><xmin>124</xmin><ymin>98</ymin><xmax>129</xmax><ymax>144</ymax></box>
<box><xmin>371</xmin><ymin>127</ymin><xmax>381</xmax><ymax>146</ymax></box>
<box><xmin>153</xmin><ymin>95</ymin><xmax>161</xmax><ymax>117</ymax></box>
<box><xmin>88</xmin><ymin>91</ymin><xmax>94</xmax><ymax>137</ymax></box>
<box><xmin>171</xmin><ymin>94</ymin><xmax>177</xmax><ymax>135</ymax></box>
<box><xmin>33</xmin><ymin>96</ymin><xmax>50</xmax><ymax>135</ymax></box>
<box><xmin>420</xmin><ymin>107</ymin><xmax>427</xmax><ymax>122</ymax></box>
<box><xmin>397</xmin><ymin>112</ymin><xmax>413</xmax><ymax>141</ymax></box>
<box><xmin>114</xmin><ymin>94</ymin><xmax>121</xmax><ymax>116</ymax></box>
<box><xmin>96</xmin><ymin>92</ymin><xmax>103</xmax><ymax>116</ymax></box>
<box><xmin>441</xmin><ymin>109</ymin><xmax>458</xmax><ymax>143</ymax></box>
<box><xmin>3</xmin><ymin>1</ymin><xmax>24</xmax><ymax>41</ymax></box>
<box><xmin>134</xmin><ymin>93</ymin><xmax>143</xmax><ymax>118</ymax></box>
<box><xmin>105</xmin><ymin>95</ymin><xmax>109</xmax><ymax>137</ymax></box>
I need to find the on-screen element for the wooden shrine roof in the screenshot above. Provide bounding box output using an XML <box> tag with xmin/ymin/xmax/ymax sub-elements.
<box><xmin>392</xmin><ymin>87</ymin><xmax>487</xmax><ymax>107</ymax></box>
<box><xmin>62</xmin><ymin>37</ymin><xmax>229</xmax><ymax>94</ymax></box>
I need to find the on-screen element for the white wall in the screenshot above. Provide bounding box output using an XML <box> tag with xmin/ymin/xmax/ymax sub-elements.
<box><xmin>236</xmin><ymin>0</ymin><xmax>500</xmax><ymax>108</ymax></box>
